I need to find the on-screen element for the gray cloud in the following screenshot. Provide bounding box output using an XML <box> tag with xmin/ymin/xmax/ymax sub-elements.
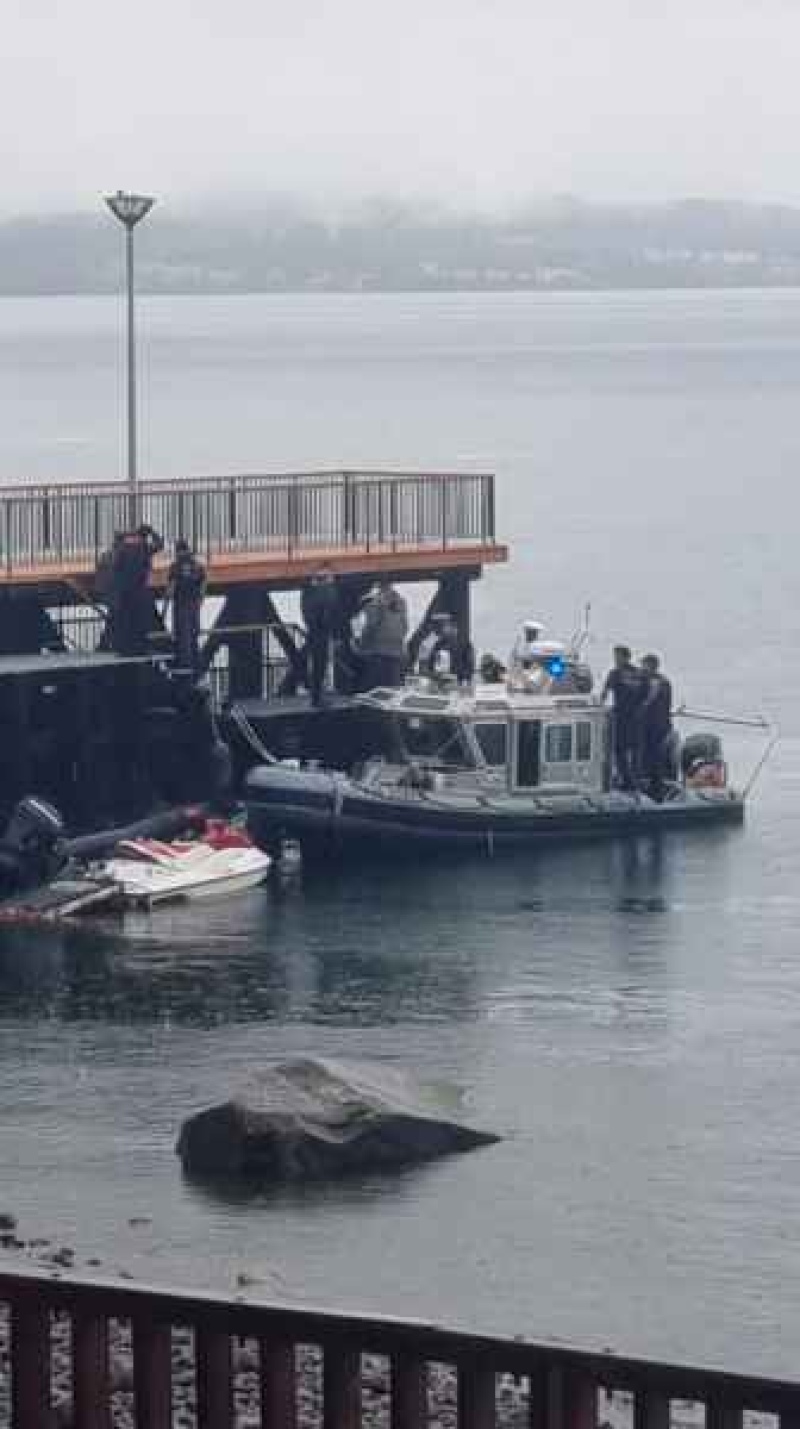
<box><xmin>3</xmin><ymin>0</ymin><xmax>800</xmax><ymax>216</ymax></box>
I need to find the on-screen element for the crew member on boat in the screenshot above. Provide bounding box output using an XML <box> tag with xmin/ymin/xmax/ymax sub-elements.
<box><xmin>601</xmin><ymin>645</ymin><xmax>647</xmax><ymax>791</ymax></box>
<box><xmin>509</xmin><ymin>619</ymin><xmax>544</xmax><ymax>676</ymax></box>
<box><xmin>639</xmin><ymin>653</ymin><xmax>674</xmax><ymax>800</ymax></box>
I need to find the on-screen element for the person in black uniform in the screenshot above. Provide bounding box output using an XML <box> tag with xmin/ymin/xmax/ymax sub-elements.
<box><xmin>601</xmin><ymin>645</ymin><xmax>647</xmax><ymax>790</ymax></box>
<box><xmin>301</xmin><ymin>565</ymin><xmax>339</xmax><ymax>707</ymax></box>
<box><xmin>109</xmin><ymin>525</ymin><xmax>164</xmax><ymax>655</ymax></box>
<box><xmin>639</xmin><ymin>652</ymin><xmax>673</xmax><ymax>799</ymax></box>
<box><xmin>423</xmin><ymin>616</ymin><xmax>475</xmax><ymax>685</ymax></box>
<box><xmin>167</xmin><ymin>538</ymin><xmax>206</xmax><ymax>674</ymax></box>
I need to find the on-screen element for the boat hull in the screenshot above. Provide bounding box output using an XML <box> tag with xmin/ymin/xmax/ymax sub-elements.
<box><xmin>101</xmin><ymin>850</ymin><xmax>271</xmax><ymax>906</ymax></box>
<box><xmin>245</xmin><ymin>767</ymin><xmax>745</xmax><ymax>861</ymax></box>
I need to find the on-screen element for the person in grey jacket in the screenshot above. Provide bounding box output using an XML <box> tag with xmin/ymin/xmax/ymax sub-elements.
<box><xmin>358</xmin><ymin>580</ymin><xmax>408</xmax><ymax>688</ymax></box>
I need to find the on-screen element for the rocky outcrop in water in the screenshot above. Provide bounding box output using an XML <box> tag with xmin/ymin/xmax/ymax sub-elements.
<box><xmin>176</xmin><ymin>1057</ymin><xmax>499</xmax><ymax>1180</ymax></box>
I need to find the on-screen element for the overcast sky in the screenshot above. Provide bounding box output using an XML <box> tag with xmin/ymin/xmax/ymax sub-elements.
<box><xmin>4</xmin><ymin>0</ymin><xmax>800</xmax><ymax>217</ymax></box>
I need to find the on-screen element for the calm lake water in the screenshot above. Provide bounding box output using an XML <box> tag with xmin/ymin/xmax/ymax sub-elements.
<box><xmin>0</xmin><ymin>289</ymin><xmax>798</xmax><ymax>1377</ymax></box>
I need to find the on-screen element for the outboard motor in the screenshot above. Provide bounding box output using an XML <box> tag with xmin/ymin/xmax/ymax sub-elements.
<box><xmin>681</xmin><ymin>732</ymin><xmax>727</xmax><ymax>789</ymax></box>
<box><xmin>0</xmin><ymin>796</ymin><xmax>66</xmax><ymax>893</ymax></box>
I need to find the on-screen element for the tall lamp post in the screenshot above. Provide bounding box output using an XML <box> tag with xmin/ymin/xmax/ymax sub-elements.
<box><xmin>104</xmin><ymin>190</ymin><xmax>155</xmax><ymax>523</ymax></box>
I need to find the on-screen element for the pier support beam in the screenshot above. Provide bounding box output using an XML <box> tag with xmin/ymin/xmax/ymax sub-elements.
<box><xmin>407</xmin><ymin>568</ymin><xmax>476</xmax><ymax>669</ymax></box>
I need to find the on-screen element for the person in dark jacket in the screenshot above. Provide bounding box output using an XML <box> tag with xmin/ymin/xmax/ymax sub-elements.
<box><xmin>110</xmin><ymin>524</ymin><xmax>163</xmax><ymax>656</ymax></box>
<box><xmin>423</xmin><ymin>616</ymin><xmax>475</xmax><ymax>685</ymax></box>
<box><xmin>639</xmin><ymin>652</ymin><xmax>673</xmax><ymax>799</ymax></box>
<box><xmin>357</xmin><ymin>580</ymin><xmax>408</xmax><ymax>688</ymax></box>
<box><xmin>301</xmin><ymin>565</ymin><xmax>339</xmax><ymax>706</ymax></box>
<box><xmin>601</xmin><ymin>644</ymin><xmax>647</xmax><ymax>791</ymax></box>
<box><xmin>167</xmin><ymin>538</ymin><xmax>206</xmax><ymax>674</ymax></box>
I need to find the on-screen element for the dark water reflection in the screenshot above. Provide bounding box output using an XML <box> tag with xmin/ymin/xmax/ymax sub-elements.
<box><xmin>0</xmin><ymin>831</ymin><xmax>705</xmax><ymax>1027</ymax></box>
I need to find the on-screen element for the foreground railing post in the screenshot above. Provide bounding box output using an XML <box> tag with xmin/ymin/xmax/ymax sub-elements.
<box><xmin>72</xmin><ymin>1307</ymin><xmax>111</xmax><ymax>1429</ymax></box>
<box><xmin>10</xmin><ymin>1289</ymin><xmax>51</xmax><ymax>1427</ymax></box>
<box><xmin>632</xmin><ymin>1389</ymin><xmax>671</xmax><ymax>1429</ymax></box>
<box><xmin>458</xmin><ymin>1362</ymin><xmax>497</xmax><ymax>1429</ymax></box>
<box><xmin>196</xmin><ymin>1325</ymin><xmax>234</xmax><ymax>1427</ymax></box>
<box><xmin>390</xmin><ymin>1352</ymin><xmax>427</xmax><ymax>1429</ymax></box>
<box><xmin>260</xmin><ymin>1338</ymin><xmax>297</xmax><ymax>1429</ymax></box>
<box><xmin>705</xmin><ymin>1402</ymin><xmax>744</xmax><ymax>1429</ymax></box>
<box><xmin>528</xmin><ymin>1360</ymin><xmax>560</xmax><ymax>1428</ymax></box>
<box><xmin>323</xmin><ymin>1342</ymin><xmax>361</xmax><ymax>1429</ymax></box>
<box><xmin>133</xmin><ymin>1318</ymin><xmax>172</xmax><ymax>1428</ymax></box>
<box><xmin>562</xmin><ymin>1369</ymin><xmax>596</xmax><ymax>1429</ymax></box>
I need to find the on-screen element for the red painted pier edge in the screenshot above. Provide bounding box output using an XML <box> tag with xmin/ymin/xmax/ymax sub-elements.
<box><xmin>1</xmin><ymin>1267</ymin><xmax>798</xmax><ymax>1427</ymax></box>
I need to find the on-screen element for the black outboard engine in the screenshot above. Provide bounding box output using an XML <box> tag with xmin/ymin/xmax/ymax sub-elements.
<box><xmin>0</xmin><ymin>796</ymin><xmax>66</xmax><ymax>893</ymax></box>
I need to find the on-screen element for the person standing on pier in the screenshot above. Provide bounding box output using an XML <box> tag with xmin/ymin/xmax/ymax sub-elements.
<box><xmin>357</xmin><ymin>579</ymin><xmax>408</xmax><ymax>689</ymax></box>
<box><xmin>301</xmin><ymin>564</ymin><xmax>339</xmax><ymax>707</ymax></box>
<box><xmin>423</xmin><ymin>615</ymin><xmax>475</xmax><ymax>685</ymax></box>
<box><xmin>167</xmin><ymin>538</ymin><xmax>207</xmax><ymax>674</ymax></box>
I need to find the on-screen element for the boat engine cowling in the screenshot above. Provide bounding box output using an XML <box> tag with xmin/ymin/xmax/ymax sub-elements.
<box><xmin>0</xmin><ymin>796</ymin><xmax>66</xmax><ymax>893</ymax></box>
<box><xmin>681</xmin><ymin>732</ymin><xmax>727</xmax><ymax>789</ymax></box>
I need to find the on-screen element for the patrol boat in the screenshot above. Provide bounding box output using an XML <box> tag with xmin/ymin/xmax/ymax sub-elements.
<box><xmin>243</xmin><ymin>665</ymin><xmax>748</xmax><ymax>861</ymax></box>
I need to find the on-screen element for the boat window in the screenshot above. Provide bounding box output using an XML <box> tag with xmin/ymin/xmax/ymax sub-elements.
<box><xmin>397</xmin><ymin>715</ymin><xmax>473</xmax><ymax>767</ymax></box>
<box><xmin>545</xmin><ymin>724</ymin><xmax>573</xmax><ymax>763</ymax></box>
<box><xmin>516</xmin><ymin>720</ymin><xmax>541</xmax><ymax>787</ymax></box>
<box><xmin>474</xmin><ymin>722</ymin><xmax>507</xmax><ymax>767</ymax></box>
<box><xmin>576</xmin><ymin>721</ymin><xmax>592</xmax><ymax>761</ymax></box>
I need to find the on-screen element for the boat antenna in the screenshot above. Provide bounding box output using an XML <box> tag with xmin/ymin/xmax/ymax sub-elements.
<box><xmin>569</xmin><ymin>602</ymin><xmax>592</xmax><ymax>659</ymax></box>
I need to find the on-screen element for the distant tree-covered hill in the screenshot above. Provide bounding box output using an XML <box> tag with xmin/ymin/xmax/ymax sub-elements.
<box><xmin>3</xmin><ymin>198</ymin><xmax>800</xmax><ymax>293</ymax></box>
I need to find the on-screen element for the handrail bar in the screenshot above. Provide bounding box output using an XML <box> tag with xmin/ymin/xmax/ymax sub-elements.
<box><xmin>0</xmin><ymin>469</ymin><xmax>493</xmax><ymax>499</ymax></box>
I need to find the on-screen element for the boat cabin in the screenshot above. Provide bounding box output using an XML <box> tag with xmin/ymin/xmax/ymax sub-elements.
<box><xmin>357</xmin><ymin>684</ymin><xmax>611</xmax><ymax>796</ymax></box>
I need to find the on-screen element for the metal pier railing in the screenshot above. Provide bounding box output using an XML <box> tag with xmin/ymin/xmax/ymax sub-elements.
<box><xmin>0</xmin><ymin>469</ymin><xmax>497</xmax><ymax>575</ymax></box>
<box><xmin>0</xmin><ymin>1267</ymin><xmax>793</xmax><ymax>1427</ymax></box>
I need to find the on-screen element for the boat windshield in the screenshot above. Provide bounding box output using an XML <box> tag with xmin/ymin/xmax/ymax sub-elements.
<box><xmin>396</xmin><ymin>714</ymin><xmax>475</xmax><ymax>768</ymax></box>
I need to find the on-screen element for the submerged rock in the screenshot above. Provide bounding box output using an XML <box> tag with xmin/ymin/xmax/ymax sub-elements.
<box><xmin>176</xmin><ymin>1057</ymin><xmax>499</xmax><ymax>1181</ymax></box>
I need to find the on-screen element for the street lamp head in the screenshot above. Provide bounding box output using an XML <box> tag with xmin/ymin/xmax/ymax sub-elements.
<box><xmin>105</xmin><ymin>191</ymin><xmax>155</xmax><ymax>228</ymax></box>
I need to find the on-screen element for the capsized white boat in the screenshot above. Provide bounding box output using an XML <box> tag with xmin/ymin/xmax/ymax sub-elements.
<box><xmin>98</xmin><ymin>821</ymin><xmax>271</xmax><ymax>906</ymax></box>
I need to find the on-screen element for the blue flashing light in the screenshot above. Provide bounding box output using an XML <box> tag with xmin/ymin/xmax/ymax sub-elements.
<box><xmin>546</xmin><ymin>656</ymin><xmax>566</xmax><ymax>678</ymax></box>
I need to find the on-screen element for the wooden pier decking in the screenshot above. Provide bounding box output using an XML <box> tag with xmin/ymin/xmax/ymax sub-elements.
<box><xmin>0</xmin><ymin>470</ymin><xmax>506</xmax><ymax>596</ymax></box>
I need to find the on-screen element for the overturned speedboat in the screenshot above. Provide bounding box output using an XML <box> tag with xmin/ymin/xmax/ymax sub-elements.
<box><xmin>244</xmin><ymin>680</ymin><xmax>750</xmax><ymax>861</ymax></box>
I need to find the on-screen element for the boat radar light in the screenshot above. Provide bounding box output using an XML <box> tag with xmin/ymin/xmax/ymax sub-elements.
<box><xmin>545</xmin><ymin>655</ymin><xmax>566</xmax><ymax>678</ymax></box>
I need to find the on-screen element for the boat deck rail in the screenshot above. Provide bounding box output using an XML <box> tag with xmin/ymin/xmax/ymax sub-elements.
<box><xmin>0</xmin><ymin>1265</ymin><xmax>793</xmax><ymax>1427</ymax></box>
<box><xmin>0</xmin><ymin>469</ymin><xmax>497</xmax><ymax>578</ymax></box>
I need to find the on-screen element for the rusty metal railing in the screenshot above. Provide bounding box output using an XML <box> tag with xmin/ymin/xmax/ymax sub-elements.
<box><xmin>0</xmin><ymin>469</ymin><xmax>497</xmax><ymax>574</ymax></box>
<box><xmin>0</xmin><ymin>1266</ymin><xmax>793</xmax><ymax>1427</ymax></box>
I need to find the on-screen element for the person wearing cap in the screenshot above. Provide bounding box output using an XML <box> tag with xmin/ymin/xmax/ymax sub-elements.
<box><xmin>357</xmin><ymin>578</ymin><xmax>408</xmax><ymax>689</ymax></box>
<box><xmin>510</xmin><ymin>619</ymin><xmax>545</xmax><ymax>674</ymax></box>
<box><xmin>639</xmin><ymin>653</ymin><xmax>673</xmax><ymax>799</ymax></box>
